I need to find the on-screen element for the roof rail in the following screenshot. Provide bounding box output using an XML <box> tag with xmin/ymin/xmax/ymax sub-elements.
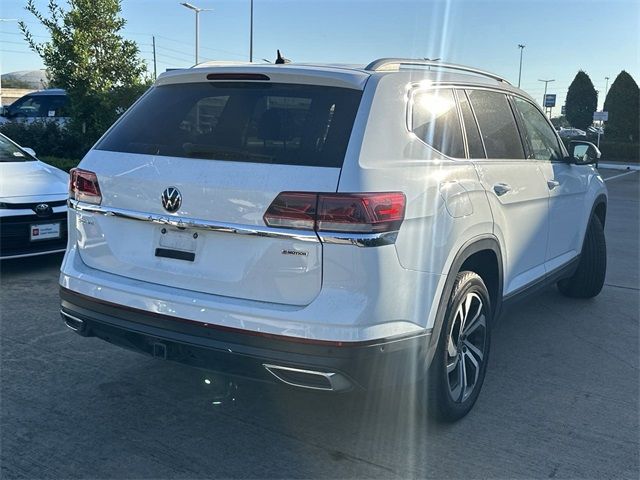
<box><xmin>364</xmin><ymin>58</ymin><xmax>511</xmax><ymax>85</ymax></box>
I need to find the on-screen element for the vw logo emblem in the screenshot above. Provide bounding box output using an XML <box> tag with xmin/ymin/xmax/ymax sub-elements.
<box><xmin>161</xmin><ymin>187</ymin><xmax>182</xmax><ymax>213</ymax></box>
<box><xmin>34</xmin><ymin>203</ymin><xmax>53</xmax><ymax>217</ymax></box>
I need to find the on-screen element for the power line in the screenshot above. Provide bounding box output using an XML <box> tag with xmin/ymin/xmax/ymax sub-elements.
<box><xmin>129</xmin><ymin>31</ymin><xmax>246</xmax><ymax>58</ymax></box>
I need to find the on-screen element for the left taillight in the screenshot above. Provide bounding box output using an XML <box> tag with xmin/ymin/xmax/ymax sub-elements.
<box><xmin>69</xmin><ymin>168</ymin><xmax>102</xmax><ymax>205</ymax></box>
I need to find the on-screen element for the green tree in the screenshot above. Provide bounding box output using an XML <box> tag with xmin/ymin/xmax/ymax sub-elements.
<box><xmin>550</xmin><ymin>116</ymin><xmax>570</xmax><ymax>129</ymax></box>
<box><xmin>20</xmin><ymin>0</ymin><xmax>150</xmax><ymax>155</ymax></box>
<box><xmin>565</xmin><ymin>71</ymin><xmax>598</xmax><ymax>130</ymax></box>
<box><xmin>603</xmin><ymin>71</ymin><xmax>639</xmax><ymax>142</ymax></box>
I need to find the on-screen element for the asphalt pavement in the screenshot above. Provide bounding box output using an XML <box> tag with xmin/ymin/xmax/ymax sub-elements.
<box><xmin>1</xmin><ymin>169</ymin><xmax>638</xmax><ymax>479</ymax></box>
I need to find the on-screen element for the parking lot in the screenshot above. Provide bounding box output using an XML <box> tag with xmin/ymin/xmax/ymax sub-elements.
<box><xmin>1</xmin><ymin>168</ymin><xmax>638</xmax><ymax>479</ymax></box>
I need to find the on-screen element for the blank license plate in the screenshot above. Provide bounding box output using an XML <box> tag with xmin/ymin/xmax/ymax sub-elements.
<box><xmin>30</xmin><ymin>222</ymin><xmax>61</xmax><ymax>241</ymax></box>
<box><xmin>159</xmin><ymin>228</ymin><xmax>197</xmax><ymax>252</ymax></box>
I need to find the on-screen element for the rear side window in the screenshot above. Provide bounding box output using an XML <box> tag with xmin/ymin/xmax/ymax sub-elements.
<box><xmin>467</xmin><ymin>90</ymin><xmax>525</xmax><ymax>159</ymax></box>
<box><xmin>97</xmin><ymin>82</ymin><xmax>362</xmax><ymax>168</ymax></box>
<box><xmin>45</xmin><ymin>95</ymin><xmax>69</xmax><ymax>118</ymax></box>
<box><xmin>512</xmin><ymin>97</ymin><xmax>563</xmax><ymax>161</ymax></box>
<box><xmin>456</xmin><ymin>90</ymin><xmax>485</xmax><ymax>159</ymax></box>
<box><xmin>410</xmin><ymin>88</ymin><xmax>465</xmax><ymax>158</ymax></box>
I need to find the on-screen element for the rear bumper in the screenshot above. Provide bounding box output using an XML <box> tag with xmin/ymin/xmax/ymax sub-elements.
<box><xmin>60</xmin><ymin>287</ymin><xmax>431</xmax><ymax>391</ymax></box>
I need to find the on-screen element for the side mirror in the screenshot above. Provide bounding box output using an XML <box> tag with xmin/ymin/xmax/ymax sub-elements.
<box><xmin>22</xmin><ymin>147</ymin><xmax>37</xmax><ymax>158</ymax></box>
<box><xmin>567</xmin><ymin>140</ymin><xmax>601</xmax><ymax>165</ymax></box>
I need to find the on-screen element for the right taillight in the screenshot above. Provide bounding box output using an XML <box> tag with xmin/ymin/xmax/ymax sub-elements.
<box><xmin>70</xmin><ymin>168</ymin><xmax>102</xmax><ymax>205</ymax></box>
<box><xmin>264</xmin><ymin>192</ymin><xmax>406</xmax><ymax>234</ymax></box>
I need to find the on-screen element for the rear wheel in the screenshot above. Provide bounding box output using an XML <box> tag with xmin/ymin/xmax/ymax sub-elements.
<box><xmin>427</xmin><ymin>271</ymin><xmax>491</xmax><ymax>421</ymax></box>
<box><xmin>557</xmin><ymin>215</ymin><xmax>606</xmax><ymax>298</ymax></box>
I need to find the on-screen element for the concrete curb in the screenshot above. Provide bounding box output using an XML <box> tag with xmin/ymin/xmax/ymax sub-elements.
<box><xmin>598</xmin><ymin>162</ymin><xmax>640</xmax><ymax>171</ymax></box>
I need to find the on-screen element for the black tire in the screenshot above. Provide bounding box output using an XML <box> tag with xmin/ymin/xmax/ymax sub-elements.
<box><xmin>557</xmin><ymin>215</ymin><xmax>606</xmax><ymax>298</ymax></box>
<box><xmin>427</xmin><ymin>271</ymin><xmax>492</xmax><ymax>422</ymax></box>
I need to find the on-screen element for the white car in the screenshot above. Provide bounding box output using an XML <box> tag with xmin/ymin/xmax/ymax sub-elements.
<box><xmin>0</xmin><ymin>133</ymin><xmax>68</xmax><ymax>259</ymax></box>
<box><xmin>59</xmin><ymin>59</ymin><xmax>607</xmax><ymax>420</ymax></box>
<box><xmin>558</xmin><ymin>127</ymin><xmax>587</xmax><ymax>139</ymax></box>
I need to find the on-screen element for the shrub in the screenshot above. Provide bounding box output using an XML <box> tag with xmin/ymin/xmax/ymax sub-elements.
<box><xmin>598</xmin><ymin>141</ymin><xmax>640</xmax><ymax>163</ymax></box>
<box><xmin>39</xmin><ymin>156</ymin><xmax>80</xmax><ymax>172</ymax></box>
<box><xmin>0</xmin><ymin>121</ymin><xmax>82</xmax><ymax>158</ymax></box>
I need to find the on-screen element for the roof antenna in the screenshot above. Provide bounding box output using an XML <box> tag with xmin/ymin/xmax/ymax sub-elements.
<box><xmin>275</xmin><ymin>49</ymin><xmax>290</xmax><ymax>64</ymax></box>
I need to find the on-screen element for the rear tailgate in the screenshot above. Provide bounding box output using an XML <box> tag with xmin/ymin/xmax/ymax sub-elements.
<box><xmin>72</xmin><ymin>76</ymin><xmax>364</xmax><ymax>306</ymax></box>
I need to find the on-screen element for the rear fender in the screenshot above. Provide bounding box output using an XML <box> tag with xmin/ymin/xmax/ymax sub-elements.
<box><xmin>425</xmin><ymin>236</ymin><xmax>503</xmax><ymax>367</ymax></box>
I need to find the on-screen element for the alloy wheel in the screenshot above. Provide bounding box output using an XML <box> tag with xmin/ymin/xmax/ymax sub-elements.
<box><xmin>446</xmin><ymin>291</ymin><xmax>487</xmax><ymax>403</ymax></box>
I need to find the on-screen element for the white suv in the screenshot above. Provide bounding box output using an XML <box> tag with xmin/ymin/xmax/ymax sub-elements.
<box><xmin>60</xmin><ymin>59</ymin><xmax>607</xmax><ymax>420</ymax></box>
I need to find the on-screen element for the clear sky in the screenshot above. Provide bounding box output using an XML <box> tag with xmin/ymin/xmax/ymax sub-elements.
<box><xmin>2</xmin><ymin>0</ymin><xmax>639</xmax><ymax>111</ymax></box>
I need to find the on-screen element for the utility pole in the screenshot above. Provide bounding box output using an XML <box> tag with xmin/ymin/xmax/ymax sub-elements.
<box><xmin>180</xmin><ymin>2</ymin><xmax>212</xmax><ymax>65</ymax></box>
<box><xmin>538</xmin><ymin>78</ymin><xmax>555</xmax><ymax>117</ymax></box>
<box><xmin>0</xmin><ymin>19</ymin><xmax>18</xmax><ymax>109</ymax></box>
<box><xmin>152</xmin><ymin>36</ymin><xmax>157</xmax><ymax>80</ymax></box>
<box><xmin>517</xmin><ymin>44</ymin><xmax>525</xmax><ymax>88</ymax></box>
<box><xmin>249</xmin><ymin>0</ymin><xmax>254</xmax><ymax>62</ymax></box>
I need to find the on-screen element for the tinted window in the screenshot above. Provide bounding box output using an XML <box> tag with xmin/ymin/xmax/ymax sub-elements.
<box><xmin>410</xmin><ymin>88</ymin><xmax>464</xmax><ymax>158</ymax></box>
<box><xmin>467</xmin><ymin>90</ymin><xmax>525</xmax><ymax>159</ymax></box>
<box><xmin>97</xmin><ymin>82</ymin><xmax>362</xmax><ymax>168</ymax></box>
<box><xmin>44</xmin><ymin>95</ymin><xmax>69</xmax><ymax>118</ymax></box>
<box><xmin>9</xmin><ymin>95</ymin><xmax>46</xmax><ymax>118</ymax></box>
<box><xmin>456</xmin><ymin>90</ymin><xmax>485</xmax><ymax>158</ymax></box>
<box><xmin>512</xmin><ymin>97</ymin><xmax>563</xmax><ymax>161</ymax></box>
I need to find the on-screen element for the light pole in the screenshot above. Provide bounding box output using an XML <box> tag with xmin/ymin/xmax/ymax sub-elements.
<box><xmin>180</xmin><ymin>3</ymin><xmax>212</xmax><ymax>65</ymax></box>
<box><xmin>538</xmin><ymin>78</ymin><xmax>555</xmax><ymax>117</ymax></box>
<box><xmin>517</xmin><ymin>44</ymin><xmax>525</xmax><ymax>88</ymax></box>
<box><xmin>249</xmin><ymin>0</ymin><xmax>254</xmax><ymax>62</ymax></box>
<box><xmin>604</xmin><ymin>76</ymin><xmax>610</xmax><ymax>99</ymax></box>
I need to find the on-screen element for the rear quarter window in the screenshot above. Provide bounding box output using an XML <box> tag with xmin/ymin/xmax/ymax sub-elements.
<box><xmin>409</xmin><ymin>88</ymin><xmax>465</xmax><ymax>158</ymax></box>
<box><xmin>97</xmin><ymin>82</ymin><xmax>362</xmax><ymax>168</ymax></box>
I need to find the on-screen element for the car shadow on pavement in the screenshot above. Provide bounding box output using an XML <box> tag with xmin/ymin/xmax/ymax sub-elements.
<box><xmin>0</xmin><ymin>252</ymin><xmax>64</xmax><ymax>276</ymax></box>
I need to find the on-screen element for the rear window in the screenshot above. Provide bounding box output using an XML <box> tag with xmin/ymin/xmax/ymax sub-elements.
<box><xmin>97</xmin><ymin>82</ymin><xmax>362</xmax><ymax>168</ymax></box>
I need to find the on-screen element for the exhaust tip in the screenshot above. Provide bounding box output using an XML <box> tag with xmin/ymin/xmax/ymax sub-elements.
<box><xmin>60</xmin><ymin>310</ymin><xmax>86</xmax><ymax>333</ymax></box>
<box><xmin>263</xmin><ymin>364</ymin><xmax>351</xmax><ymax>391</ymax></box>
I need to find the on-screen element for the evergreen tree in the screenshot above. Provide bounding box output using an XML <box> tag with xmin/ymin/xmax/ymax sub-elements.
<box><xmin>565</xmin><ymin>71</ymin><xmax>598</xmax><ymax>130</ymax></box>
<box><xmin>603</xmin><ymin>71</ymin><xmax>639</xmax><ymax>142</ymax></box>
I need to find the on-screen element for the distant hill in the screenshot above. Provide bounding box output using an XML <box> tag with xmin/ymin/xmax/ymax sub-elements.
<box><xmin>1</xmin><ymin>70</ymin><xmax>48</xmax><ymax>89</ymax></box>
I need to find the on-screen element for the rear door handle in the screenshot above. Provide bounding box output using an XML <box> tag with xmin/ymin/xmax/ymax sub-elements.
<box><xmin>547</xmin><ymin>180</ymin><xmax>560</xmax><ymax>190</ymax></box>
<box><xmin>493</xmin><ymin>183</ymin><xmax>512</xmax><ymax>196</ymax></box>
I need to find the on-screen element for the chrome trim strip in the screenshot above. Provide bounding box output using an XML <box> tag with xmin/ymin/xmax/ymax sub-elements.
<box><xmin>263</xmin><ymin>364</ymin><xmax>340</xmax><ymax>391</ymax></box>
<box><xmin>69</xmin><ymin>199</ymin><xmax>398</xmax><ymax>247</ymax></box>
<box><xmin>318</xmin><ymin>231</ymin><xmax>398</xmax><ymax>247</ymax></box>
<box><xmin>69</xmin><ymin>199</ymin><xmax>319</xmax><ymax>243</ymax></box>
